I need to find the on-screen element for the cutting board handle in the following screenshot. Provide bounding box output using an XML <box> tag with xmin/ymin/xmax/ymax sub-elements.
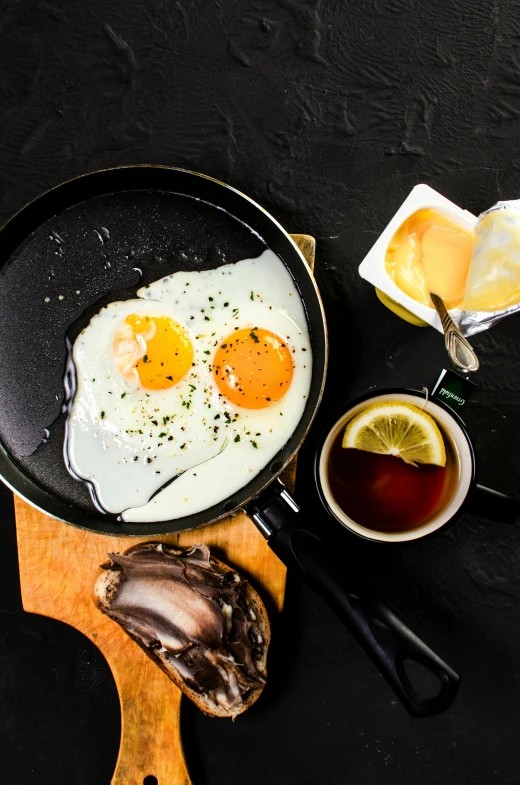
<box><xmin>101</xmin><ymin>630</ymin><xmax>191</xmax><ymax>785</ymax></box>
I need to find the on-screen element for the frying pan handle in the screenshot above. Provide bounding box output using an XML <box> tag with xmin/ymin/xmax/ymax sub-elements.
<box><xmin>465</xmin><ymin>483</ymin><xmax>520</xmax><ymax>524</ymax></box>
<box><xmin>247</xmin><ymin>483</ymin><xmax>459</xmax><ymax>718</ymax></box>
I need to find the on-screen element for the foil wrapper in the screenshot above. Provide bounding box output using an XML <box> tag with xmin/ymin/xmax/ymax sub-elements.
<box><xmin>460</xmin><ymin>200</ymin><xmax>520</xmax><ymax>336</ymax></box>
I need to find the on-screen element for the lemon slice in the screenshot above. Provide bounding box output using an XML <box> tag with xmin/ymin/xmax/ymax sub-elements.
<box><xmin>342</xmin><ymin>401</ymin><xmax>446</xmax><ymax>467</ymax></box>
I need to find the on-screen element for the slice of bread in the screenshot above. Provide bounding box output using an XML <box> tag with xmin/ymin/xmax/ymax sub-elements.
<box><xmin>94</xmin><ymin>542</ymin><xmax>270</xmax><ymax>718</ymax></box>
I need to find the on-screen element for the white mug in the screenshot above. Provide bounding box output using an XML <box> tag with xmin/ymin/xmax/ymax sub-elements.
<box><xmin>316</xmin><ymin>388</ymin><xmax>517</xmax><ymax>543</ymax></box>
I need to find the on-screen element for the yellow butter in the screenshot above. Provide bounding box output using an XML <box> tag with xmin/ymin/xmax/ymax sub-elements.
<box><xmin>385</xmin><ymin>208</ymin><xmax>474</xmax><ymax>310</ymax></box>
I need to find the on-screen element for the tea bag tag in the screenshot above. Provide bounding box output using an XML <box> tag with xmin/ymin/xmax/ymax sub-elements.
<box><xmin>431</xmin><ymin>368</ymin><xmax>477</xmax><ymax>411</ymax></box>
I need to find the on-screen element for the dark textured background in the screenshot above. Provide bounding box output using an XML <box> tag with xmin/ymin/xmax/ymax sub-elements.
<box><xmin>2</xmin><ymin>0</ymin><xmax>520</xmax><ymax>783</ymax></box>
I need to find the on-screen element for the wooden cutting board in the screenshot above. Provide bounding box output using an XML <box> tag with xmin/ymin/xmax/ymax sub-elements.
<box><xmin>14</xmin><ymin>234</ymin><xmax>315</xmax><ymax>785</ymax></box>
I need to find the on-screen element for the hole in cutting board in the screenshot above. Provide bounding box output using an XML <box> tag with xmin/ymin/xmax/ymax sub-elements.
<box><xmin>143</xmin><ymin>776</ymin><xmax>158</xmax><ymax>785</ymax></box>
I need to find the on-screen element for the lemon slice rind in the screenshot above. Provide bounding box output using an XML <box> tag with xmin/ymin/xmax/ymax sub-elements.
<box><xmin>342</xmin><ymin>402</ymin><xmax>446</xmax><ymax>467</ymax></box>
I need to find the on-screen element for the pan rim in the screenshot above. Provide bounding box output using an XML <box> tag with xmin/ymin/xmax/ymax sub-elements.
<box><xmin>0</xmin><ymin>165</ymin><xmax>328</xmax><ymax>535</ymax></box>
<box><xmin>0</xmin><ymin>164</ymin><xmax>316</xmax><ymax>271</ymax></box>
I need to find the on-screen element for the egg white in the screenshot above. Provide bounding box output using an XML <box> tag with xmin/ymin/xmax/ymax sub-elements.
<box><xmin>67</xmin><ymin>250</ymin><xmax>312</xmax><ymax>520</ymax></box>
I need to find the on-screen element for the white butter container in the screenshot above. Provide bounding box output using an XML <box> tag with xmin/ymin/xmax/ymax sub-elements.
<box><xmin>358</xmin><ymin>184</ymin><xmax>477</xmax><ymax>333</ymax></box>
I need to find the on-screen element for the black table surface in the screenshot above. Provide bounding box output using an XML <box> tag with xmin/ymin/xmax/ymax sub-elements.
<box><xmin>2</xmin><ymin>1</ymin><xmax>520</xmax><ymax>783</ymax></box>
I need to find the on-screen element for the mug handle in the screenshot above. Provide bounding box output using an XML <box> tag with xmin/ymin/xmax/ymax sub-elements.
<box><xmin>465</xmin><ymin>484</ymin><xmax>520</xmax><ymax>524</ymax></box>
<box><xmin>246</xmin><ymin>481</ymin><xmax>460</xmax><ymax>718</ymax></box>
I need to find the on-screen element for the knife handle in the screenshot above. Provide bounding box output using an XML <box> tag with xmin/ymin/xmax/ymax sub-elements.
<box><xmin>247</xmin><ymin>482</ymin><xmax>459</xmax><ymax>718</ymax></box>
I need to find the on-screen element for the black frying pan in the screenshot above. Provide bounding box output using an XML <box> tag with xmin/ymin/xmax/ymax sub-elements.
<box><xmin>0</xmin><ymin>166</ymin><xmax>458</xmax><ymax>716</ymax></box>
<box><xmin>0</xmin><ymin>165</ymin><xmax>327</xmax><ymax>534</ymax></box>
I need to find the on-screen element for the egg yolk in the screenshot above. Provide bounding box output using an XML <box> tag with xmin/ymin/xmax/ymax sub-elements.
<box><xmin>385</xmin><ymin>209</ymin><xmax>474</xmax><ymax>310</ymax></box>
<box><xmin>112</xmin><ymin>314</ymin><xmax>193</xmax><ymax>390</ymax></box>
<box><xmin>213</xmin><ymin>327</ymin><xmax>293</xmax><ymax>409</ymax></box>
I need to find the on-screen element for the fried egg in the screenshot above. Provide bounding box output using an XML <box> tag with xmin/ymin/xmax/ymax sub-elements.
<box><xmin>66</xmin><ymin>250</ymin><xmax>312</xmax><ymax>521</ymax></box>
